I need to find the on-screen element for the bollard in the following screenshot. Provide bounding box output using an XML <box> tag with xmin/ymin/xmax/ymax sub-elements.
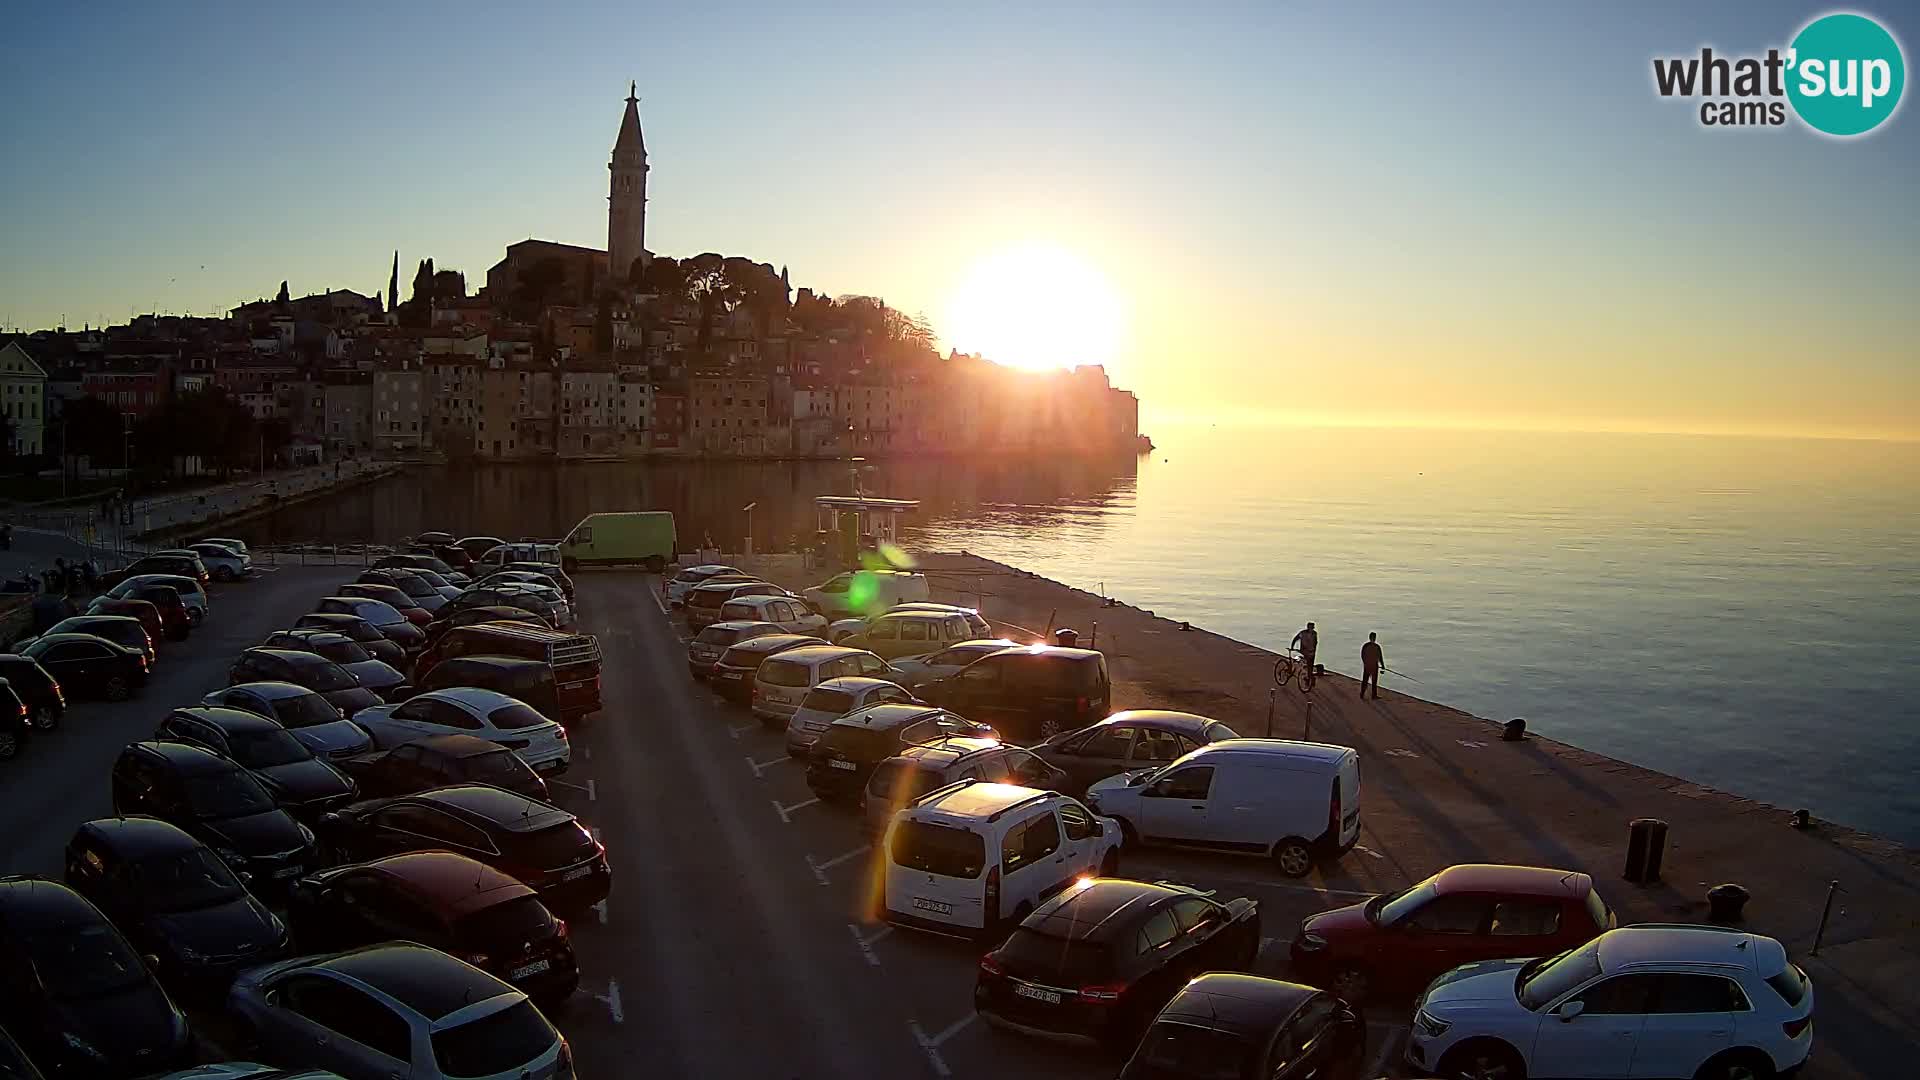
<box><xmin>1503</xmin><ymin>718</ymin><xmax>1527</xmax><ymax>741</ymax></box>
<box><xmin>1264</xmin><ymin>688</ymin><xmax>1276</xmax><ymax>738</ymax></box>
<box><xmin>1053</xmin><ymin>628</ymin><xmax>1079</xmax><ymax>648</ymax></box>
<box><xmin>1811</xmin><ymin>880</ymin><xmax>1840</xmax><ymax>955</ymax></box>
<box><xmin>1706</xmin><ymin>883</ymin><xmax>1750</xmax><ymax>924</ymax></box>
<box><xmin>1623</xmin><ymin>818</ymin><xmax>1669</xmax><ymax>884</ymax></box>
<box><xmin>1790</xmin><ymin>808</ymin><xmax>1812</xmax><ymax>829</ymax></box>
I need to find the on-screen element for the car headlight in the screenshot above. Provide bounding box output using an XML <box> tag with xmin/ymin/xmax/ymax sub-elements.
<box><xmin>1415</xmin><ymin>1009</ymin><xmax>1451</xmax><ymax>1038</ymax></box>
<box><xmin>61</xmin><ymin>1032</ymin><xmax>107</xmax><ymax>1062</ymax></box>
<box><xmin>1295</xmin><ymin>931</ymin><xmax>1328</xmax><ymax>952</ymax></box>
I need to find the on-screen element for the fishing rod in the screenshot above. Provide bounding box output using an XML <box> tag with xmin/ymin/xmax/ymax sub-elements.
<box><xmin>1382</xmin><ymin>665</ymin><xmax>1422</xmax><ymax>683</ymax></box>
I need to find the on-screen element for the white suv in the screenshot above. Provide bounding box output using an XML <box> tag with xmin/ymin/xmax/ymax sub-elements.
<box><xmin>1407</xmin><ymin>924</ymin><xmax>1814</xmax><ymax>1080</ymax></box>
<box><xmin>882</xmin><ymin>781</ymin><xmax>1121</xmax><ymax>939</ymax></box>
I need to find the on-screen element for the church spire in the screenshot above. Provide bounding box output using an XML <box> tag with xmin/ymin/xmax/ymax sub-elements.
<box><xmin>614</xmin><ymin>81</ymin><xmax>645</xmax><ymax>157</ymax></box>
<box><xmin>607</xmin><ymin>81</ymin><xmax>650</xmax><ymax>285</ymax></box>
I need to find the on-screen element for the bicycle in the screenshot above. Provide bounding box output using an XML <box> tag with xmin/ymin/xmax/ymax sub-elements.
<box><xmin>1273</xmin><ymin>647</ymin><xmax>1317</xmax><ymax>691</ymax></box>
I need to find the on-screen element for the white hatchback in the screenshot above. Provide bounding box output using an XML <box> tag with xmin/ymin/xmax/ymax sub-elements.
<box><xmin>1408</xmin><ymin>925</ymin><xmax>1814</xmax><ymax>1080</ymax></box>
<box><xmin>882</xmin><ymin>781</ymin><xmax>1121</xmax><ymax>938</ymax></box>
<box><xmin>351</xmin><ymin>687</ymin><xmax>571</xmax><ymax>773</ymax></box>
<box><xmin>720</xmin><ymin>594</ymin><xmax>829</xmax><ymax>636</ymax></box>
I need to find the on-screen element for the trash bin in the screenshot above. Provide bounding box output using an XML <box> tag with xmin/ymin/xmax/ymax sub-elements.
<box><xmin>1706</xmin><ymin>883</ymin><xmax>1750</xmax><ymax>924</ymax></box>
<box><xmin>1623</xmin><ymin>818</ymin><xmax>1669</xmax><ymax>884</ymax></box>
<box><xmin>1053</xmin><ymin>628</ymin><xmax>1080</xmax><ymax>648</ymax></box>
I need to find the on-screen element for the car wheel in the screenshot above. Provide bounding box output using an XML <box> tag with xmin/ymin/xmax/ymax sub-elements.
<box><xmin>1272</xmin><ymin>838</ymin><xmax>1313</xmax><ymax>878</ymax></box>
<box><xmin>104</xmin><ymin>675</ymin><xmax>131</xmax><ymax>702</ymax></box>
<box><xmin>0</xmin><ymin>728</ymin><xmax>19</xmax><ymax>761</ymax></box>
<box><xmin>1330</xmin><ymin>965</ymin><xmax>1370</xmax><ymax>1003</ymax></box>
<box><xmin>214</xmin><ymin>566</ymin><xmax>236</xmax><ymax>582</ymax></box>
<box><xmin>1694</xmin><ymin>1050</ymin><xmax>1776</xmax><ymax>1080</ymax></box>
<box><xmin>1040</xmin><ymin>717</ymin><xmax>1063</xmax><ymax>739</ymax></box>
<box><xmin>1114</xmin><ymin>817</ymin><xmax>1139</xmax><ymax>846</ymax></box>
<box><xmin>1439</xmin><ymin>1039</ymin><xmax>1526</xmax><ymax>1080</ymax></box>
<box><xmin>1099</xmin><ymin>849</ymin><xmax>1120</xmax><ymax>877</ymax></box>
<box><xmin>29</xmin><ymin>705</ymin><xmax>59</xmax><ymax>732</ymax></box>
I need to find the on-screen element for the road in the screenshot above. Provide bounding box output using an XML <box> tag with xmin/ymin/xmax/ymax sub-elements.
<box><xmin>1</xmin><ymin>568</ymin><xmax>1413</xmax><ymax>1078</ymax></box>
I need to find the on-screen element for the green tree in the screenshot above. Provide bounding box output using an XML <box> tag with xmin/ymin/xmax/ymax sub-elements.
<box><xmin>275</xmin><ymin>280</ymin><xmax>290</xmax><ymax>306</ymax></box>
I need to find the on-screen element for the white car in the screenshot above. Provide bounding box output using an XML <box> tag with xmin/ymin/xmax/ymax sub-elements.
<box><xmin>189</xmin><ymin>542</ymin><xmax>253</xmax><ymax>581</ymax></box>
<box><xmin>881</xmin><ymin>781</ymin><xmax>1121</xmax><ymax>937</ymax></box>
<box><xmin>1408</xmin><ymin>925</ymin><xmax>1814</xmax><ymax>1080</ymax></box>
<box><xmin>784</xmin><ymin>676</ymin><xmax>920</xmax><ymax>755</ymax></box>
<box><xmin>108</xmin><ymin>573</ymin><xmax>211</xmax><ymax>622</ymax></box>
<box><xmin>351</xmin><ymin>687</ymin><xmax>571</xmax><ymax>773</ymax></box>
<box><xmin>666</xmin><ymin>564</ymin><xmax>744</xmax><ymax>604</ymax></box>
<box><xmin>721</xmin><ymin>593</ymin><xmax>829</xmax><ymax>636</ymax></box>
<box><xmin>197</xmin><ymin>537</ymin><xmax>251</xmax><ymax>557</ymax></box>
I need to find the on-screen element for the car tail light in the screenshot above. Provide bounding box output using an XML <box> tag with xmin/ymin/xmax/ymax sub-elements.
<box><xmin>555</xmin><ymin>726</ymin><xmax>568</xmax><ymax>741</ymax></box>
<box><xmin>553</xmin><ymin>917</ymin><xmax>569</xmax><ymax>939</ymax></box>
<box><xmin>984</xmin><ymin>864</ymin><xmax>1001</xmax><ymax>922</ymax></box>
<box><xmin>555</xmin><ymin>1041</ymin><xmax>574</xmax><ymax>1080</ymax></box>
<box><xmin>1079</xmin><ymin>982</ymin><xmax>1129</xmax><ymax>1002</ymax></box>
<box><xmin>14</xmin><ymin>704</ymin><xmax>24</xmax><ymax>718</ymax></box>
<box><xmin>1329</xmin><ymin>785</ymin><xmax>1342</xmax><ymax>837</ymax></box>
<box><xmin>1783</xmin><ymin>1015</ymin><xmax>1812</xmax><ymax>1039</ymax></box>
<box><xmin>978</xmin><ymin>953</ymin><xmax>1003</xmax><ymax>976</ymax></box>
<box><xmin>1075</xmin><ymin>696</ymin><xmax>1089</xmax><ymax>715</ymax></box>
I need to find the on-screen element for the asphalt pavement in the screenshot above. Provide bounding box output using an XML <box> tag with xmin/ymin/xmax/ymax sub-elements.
<box><xmin>0</xmin><ymin>567</ymin><xmax>1415</xmax><ymax>1079</ymax></box>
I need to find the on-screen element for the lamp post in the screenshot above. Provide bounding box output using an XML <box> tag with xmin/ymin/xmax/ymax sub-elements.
<box><xmin>741</xmin><ymin>501</ymin><xmax>756</xmax><ymax>556</ymax></box>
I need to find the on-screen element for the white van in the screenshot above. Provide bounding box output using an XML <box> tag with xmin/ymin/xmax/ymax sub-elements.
<box><xmin>882</xmin><ymin>781</ymin><xmax>1122</xmax><ymax>937</ymax></box>
<box><xmin>1083</xmin><ymin>739</ymin><xmax>1360</xmax><ymax>878</ymax></box>
<box><xmin>802</xmin><ymin>569</ymin><xmax>931</xmax><ymax>620</ymax></box>
<box><xmin>751</xmin><ymin>644</ymin><xmax>897</xmax><ymax>722</ymax></box>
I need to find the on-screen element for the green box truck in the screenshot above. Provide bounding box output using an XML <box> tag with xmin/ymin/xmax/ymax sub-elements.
<box><xmin>559</xmin><ymin>511</ymin><xmax>677</xmax><ymax>572</ymax></box>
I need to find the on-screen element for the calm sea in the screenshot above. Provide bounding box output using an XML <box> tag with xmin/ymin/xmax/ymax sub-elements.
<box><xmin>239</xmin><ymin>426</ymin><xmax>1920</xmax><ymax>843</ymax></box>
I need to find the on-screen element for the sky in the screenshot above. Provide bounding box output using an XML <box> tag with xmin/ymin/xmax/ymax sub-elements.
<box><xmin>2</xmin><ymin>1</ymin><xmax>1915</xmax><ymax>439</ymax></box>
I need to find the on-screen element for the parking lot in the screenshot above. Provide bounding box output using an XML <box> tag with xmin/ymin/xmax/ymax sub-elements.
<box><xmin>2</xmin><ymin>565</ymin><xmax>1415</xmax><ymax>1078</ymax></box>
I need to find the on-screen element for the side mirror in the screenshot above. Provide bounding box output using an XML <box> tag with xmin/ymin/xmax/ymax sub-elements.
<box><xmin>1556</xmin><ymin>1000</ymin><xmax>1586</xmax><ymax>1022</ymax></box>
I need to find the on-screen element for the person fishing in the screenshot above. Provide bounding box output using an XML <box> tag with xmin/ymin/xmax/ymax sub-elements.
<box><xmin>1290</xmin><ymin>621</ymin><xmax>1319</xmax><ymax>690</ymax></box>
<box><xmin>1360</xmin><ymin>632</ymin><xmax>1384</xmax><ymax>700</ymax></box>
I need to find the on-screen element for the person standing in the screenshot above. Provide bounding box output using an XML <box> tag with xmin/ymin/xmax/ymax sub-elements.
<box><xmin>1290</xmin><ymin>621</ymin><xmax>1319</xmax><ymax>689</ymax></box>
<box><xmin>1360</xmin><ymin>632</ymin><xmax>1384</xmax><ymax>700</ymax></box>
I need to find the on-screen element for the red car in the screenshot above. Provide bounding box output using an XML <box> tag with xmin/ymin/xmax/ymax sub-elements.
<box><xmin>1288</xmin><ymin>863</ymin><xmax>1616</xmax><ymax>1002</ymax></box>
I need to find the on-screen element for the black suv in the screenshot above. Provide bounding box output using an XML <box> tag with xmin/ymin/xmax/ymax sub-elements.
<box><xmin>20</xmin><ymin>633</ymin><xmax>149</xmax><ymax>701</ymax></box>
<box><xmin>805</xmin><ymin>704</ymin><xmax>991</xmax><ymax>804</ymax></box>
<box><xmin>286</xmin><ymin>851</ymin><xmax>577</xmax><ymax>1001</ymax></box>
<box><xmin>0</xmin><ymin>653</ymin><xmax>63</xmax><ymax>733</ymax></box>
<box><xmin>339</xmin><ymin>733</ymin><xmax>549</xmax><ymax>801</ymax></box>
<box><xmin>110</xmin><ymin>741</ymin><xmax>318</xmax><ymax>891</ymax></box>
<box><xmin>152</xmin><ymin>707</ymin><xmax>358</xmax><ymax>819</ymax></box>
<box><xmin>229</xmin><ymin>647</ymin><xmax>381</xmax><ymax>714</ymax></box>
<box><xmin>414</xmin><ymin>655</ymin><xmax>567</xmax><ymax>722</ymax></box>
<box><xmin>0</xmin><ymin>876</ymin><xmax>191</xmax><ymax>1078</ymax></box>
<box><xmin>924</xmin><ymin>645</ymin><xmax>1112</xmax><ymax>742</ymax></box>
<box><xmin>291</xmin><ymin>612</ymin><xmax>407</xmax><ymax>665</ymax></box>
<box><xmin>976</xmin><ymin>878</ymin><xmax>1261</xmax><ymax>1047</ymax></box>
<box><xmin>63</xmin><ymin>817</ymin><xmax>288</xmax><ymax>993</ymax></box>
<box><xmin>316</xmin><ymin>785</ymin><xmax>610</xmax><ymax>914</ymax></box>
<box><xmin>1120</xmin><ymin>975</ymin><xmax>1364</xmax><ymax>1080</ymax></box>
<box><xmin>262</xmin><ymin>629</ymin><xmax>411</xmax><ymax>702</ymax></box>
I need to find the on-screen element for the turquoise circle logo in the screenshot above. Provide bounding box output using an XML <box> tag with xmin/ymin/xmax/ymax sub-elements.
<box><xmin>1786</xmin><ymin>13</ymin><xmax>1906</xmax><ymax>135</ymax></box>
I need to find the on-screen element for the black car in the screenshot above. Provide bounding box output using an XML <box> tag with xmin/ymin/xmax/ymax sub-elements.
<box><xmin>110</xmin><ymin>741</ymin><xmax>318</xmax><ymax>890</ymax></box>
<box><xmin>1035</xmin><ymin>710</ymin><xmax>1243</xmax><ymax>796</ymax></box>
<box><xmin>229</xmin><ymin>648</ymin><xmax>381</xmax><ymax>715</ymax></box>
<box><xmin>260</xmin><ymin>630</ymin><xmax>411</xmax><ymax>702</ymax></box>
<box><xmin>712</xmin><ymin>633</ymin><xmax>827</xmax><ymax>706</ymax></box>
<box><xmin>317</xmin><ymin>785</ymin><xmax>610</xmax><ymax>914</ymax></box>
<box><xmin>0</xmin><ymin>876</ymin><xmax>190</xmax><ymax>1078</ymax></box>
<box><xmin>0</xmin><ymin>653</ymin><xmax>64</xmax><ymax>732</ymax></box>
<box><xmin>63</xmin><ymin>817</ymin><xmax>289</xmax><ymax>993</ymax></box>
<box><xmin>102</xmin><ymin>554</ymin><xmax>206</xmax><ymax>588</ymax></box>
<box><xmin>41</xmin><ymin>616</ymin><xmax>156</xmax><ymax>666</ymax></box>
<box><xmin>976</xmin><ymin>878</ymin><xmax>1262</xmax><ymax>1047</ymax></box>
<box><xmin>152</xmin><ymin>707</ymin><xmax>358</xmax><ymax>819</ymax></box>
<box><xmin>414</xmin><ymin>655</ymin><xmax>567</xmax><ymax>722</ymax></box>
<box><xmin>373</xmin><ymin>552</ymin><xmax>468</xmax><ymax>583</ymax></box>
<box><xmin>436</xmin><ymin>588</ymin><xmax>558</xmax><ymax>627</ymax></box>
<box><xmin>338</xmin><ymin>733</ymin><xmax>550</xmax><ymax>801</ymax></box>
<box><xmin>805</xmin><ymin>704</ymin><xmax>992</xmax><ymax>804</ymax></box>
<box><xmin>456</xmin><ymin>535</ymin><xmax>507</xmax><ymax>561</ymax></box>
<box><xmin>924</xmin><ymin>645</ymin><xmax>1113</xmax><ymax>743</ymax></box>
<box><xmin>21</xmin><ymin>633</ymin><xmax>149</xmax><ymax>701</ymax></box>
<box><xmin>422</xmin><ymin>603</ymin><xmax>550</xmax><ymax>645</ymax></box>
<box><xmin>0</xmin><ymin>680</ymin><xmax>31</xmax><ymax>761</ymax></box>
<box><xmin>286</xmin><ymin>851</ymin><xmax>577</xmax><ymax>1001</ymax></box>
<box><xmin>1120</xmin><ymin>975</ymin><xmax>1364</xmax><ymax>1080</ymax></box>
<box><xmin>357</xmin><ymin>568</ymin><xmax>446</xmax><ymax>608</ymax></box>
<box><xmin>290</xmin><ymin>611</ymin><xmax>407</xmax><ymax>666</ymax></box>
<box><xmin>0</xmin><ymin>1023</ymin><xmax>48</xmax><ymax>1080</ymax></box>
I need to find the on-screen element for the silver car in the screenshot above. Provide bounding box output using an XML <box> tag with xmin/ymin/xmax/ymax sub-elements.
<box><xmin>229</xmin><ymin>943</ymin><xmax>571</xmax><ymax>1080</ymax></box>
<box><xmin>884</xmin><ymin>638</ymin><xmax>1021</xmax><ymax>690</ymax></box>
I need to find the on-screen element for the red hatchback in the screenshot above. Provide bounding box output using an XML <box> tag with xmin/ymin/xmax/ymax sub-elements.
<box><xmin>1288</xmin><ymin>863</ymin><xmax>1615</xmax><ymax>1002</ymax></box>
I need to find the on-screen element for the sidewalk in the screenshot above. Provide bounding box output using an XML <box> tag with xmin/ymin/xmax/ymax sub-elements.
<box><xmin>6</xmin><ymin>459</ymin><xmax>397</xmax><ymax>542</ymax></box>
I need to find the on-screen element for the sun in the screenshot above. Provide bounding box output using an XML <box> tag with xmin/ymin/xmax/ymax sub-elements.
<box><xmin>943</xmin><ymin>245</ymin><xmax>1125</xmax><ymax>372</ymax></box>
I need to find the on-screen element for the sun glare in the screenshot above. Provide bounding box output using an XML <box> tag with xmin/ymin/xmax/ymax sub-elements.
<box><xmin>944</xmin><ymin>245</ymin><xmax>1125</xmax><ymax>372</ymax></box>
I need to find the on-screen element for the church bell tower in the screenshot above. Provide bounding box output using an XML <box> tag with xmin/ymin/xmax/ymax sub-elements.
<box><xmin>607</xmin><ymin>81</ymin><xmax>649</xmax><ymax>286</ymax></box>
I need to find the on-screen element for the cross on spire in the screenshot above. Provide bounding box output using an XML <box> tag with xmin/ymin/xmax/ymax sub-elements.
<box><xmin>627</xmin><ymin>80</ymin><xmax>637</xmax><ymax>104</ymax></box>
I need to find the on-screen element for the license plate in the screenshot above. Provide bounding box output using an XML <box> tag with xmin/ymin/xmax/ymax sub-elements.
<box><xmin>272</xmin><ymin>865</ymin><xmax>303</xmax><ymax>879</ymax></box>
<box><xmin>562</xmin><ymin>865</ymin><xmax>592</xmax><ymax>882</ymax></box>
<box><xmin>562</xmin><ymin>680</ymin><xmax>587</xmax><ymax>690</ymax></box>
<box><xmin>830</xmin><ymin>759</ymin><xmax>857</xmax><ymax>771</ymax></box>
<box><xmin>510</xmin><ymin>959</ymin><xmax>551</xmax><ymax>979</ymax></box>
<box><xmin>718</xmin><ymin>672</ymin><xmax>741</xmax><ymax>682</ymax></box>
<box><xmin>911</xmin><ymin>897</ymin><xmax>951</xmax><ymax>915</ymax></box>
<box><xmin>1014</xmin><ymin>984</ymin><xmax>1063</xmax><ymax>1005</ymax></box>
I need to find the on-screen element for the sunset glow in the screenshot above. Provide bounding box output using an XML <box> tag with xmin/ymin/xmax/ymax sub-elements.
<box><xmin>943</xmin><ymin>245</ymin><xmax>1125</xmax><ymax>373</ymax></box>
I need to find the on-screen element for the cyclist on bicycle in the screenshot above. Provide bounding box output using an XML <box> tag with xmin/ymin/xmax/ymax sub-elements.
<box><xmin>1290</xmin><ymin>621</ymin><xmax>1319</xmax><ymax>689</ymax></box>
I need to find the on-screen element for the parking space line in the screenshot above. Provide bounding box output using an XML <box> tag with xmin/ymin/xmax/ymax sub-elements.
<box><xmin>746</xmin><ymin>754</ymin><xmax>792</xmax><ymax>778</ymax></box>
<box><xmin>728</xmin><ymin>722</ymin><xmax>759</xmax><ymax>741</ymax></box>
<box><xmin>550</xmin><ymin>777</ymin><xmax>595</xmax><ymax>800</ymax></box>
<box><xmin>807</xmin><ymin>844</ymin><xmax>871</xmax><ymax>886</ymax></box>
<box><xmin>772</xmin><ymin>796</ymin><xmax>820</xmax><ymax>824</ymax></box>
<box><xmin>594</xmin><ymin>899</ymin><xmax>609</xmax><ymax>926</ymax></box>
<box><xmin>651</xmin><ymin>588</ymin><xmax>667</xmax><ymax>615</ymax></box>
<box><xmin>909</xmin><ymin>1012</ymin><xmax>978</xmax><ymax>1076</ymax></box>
<box><xmin>581</xmin><ymin>744</ymin><xmax>593</xmax><ymax>761</ymax></box>
<box><xmin>847</xmin><ymin>922</ymin><xmax>891</xmax><ymax>967</ymax></box>
<box><xmin>585</xmin><ymin>978</ymin><xmax>623</xmax><ymax>1024</ymax></box>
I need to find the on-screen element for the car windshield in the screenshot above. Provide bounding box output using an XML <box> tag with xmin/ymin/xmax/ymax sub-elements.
<box><xmin>293</xmin><ymin>658</ymin><xmax>358</xmax><ymax>692</ymax></box>
<box><xmin>1517</xmin><ymin>939</ymin><xmax>1604</xmax><ymax>1010</ymax></box>
<box><xmin>1126</xmin><ymin>1020</ymin><xmax>1252</xmax><ymax>1080</ymax></box>
<box><xmin>889</xmin><ymin>820</ymin><xmax>985</xmax><ymax>879</ymax></box>
<box><xmin>414</xmin><ymin>570</ymin><xmax>451</xmax><ymax>588</ymax></box>
<box><xmin>488</xmin><ymin>702</ymin><xmax>551</xmax><ymax>730</ymax></box>
<box><xmin>392</xmin><ymin>576</ymin><xmax>436</xmax><ymax>598</ymax></box>
<box><xmin>183</xmin><ymin>771</ymin><xmax>277</xmax><ymax>817</ymax></box>
<box><xmin>1373</xmin><ymin>881</ymin><xmax>1436</xmax><ymax>925</ymax></box>
<box><xmin>321</xmin><ymin>638</ymin><xmax>372</xmax><ymax>663</ymax></box>
<box><xmin>757</xmin><ymin>659</ymin><xmax>811</xmax><ymax>687</ymax></box>
<box><xmin>1201</xmin><ymin>721</ymin><xmax>1239</xmax><ymax>742</ymax></box>
<box><xmin>800</xmin><ymin>687</ymin><xmax>856</xmax><ymax>714</ymax></box>
<box><xmin>466</xmin><ymin>750</ymin><xmax>534</xmax><ymax>783</ymax></box>
<box><xmin>132</xmin><ymin>848</ymin><xmax>247</xmax><ymax>912</ymax></box>
<box><xmin>27</xmin><ymin>922</ymin><xmax>148</xmax><ymax>999</ymax></box>
<box><xmin>721</xmin><ymin>602</ymin><xmax>758</xmax><ymax>621</ymax></box>
<box><xmin>270</xmin><ymin>693</ymin><xmax>342</xmax><ymax>729</ymax></box>
<box><xmin>431</xmin><ymin>1000</ymin><xmax>554</xmax><ymax>1079</ymax></box>
<box><xmin>455</xmin><ymin>895</ymin><xmax>552</xmax><ymax>945</ymax></box>
<box><xmin>229</xmin><ymin>727</ymin><xmax>313</xmax><ymax>767</ymax></box>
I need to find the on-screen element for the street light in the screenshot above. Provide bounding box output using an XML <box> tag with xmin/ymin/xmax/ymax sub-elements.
<box><xmin>741</xmin><ymin>501</ymin><xmax>756</xmax><ymax>556</ymax></box>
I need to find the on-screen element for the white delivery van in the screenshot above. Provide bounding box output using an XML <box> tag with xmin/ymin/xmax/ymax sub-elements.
<box><xmin>802</xmin><ymin>570</ymin><xmax>932</xmax><ymax>620</ymax></box>
<box><xmin>1083</xmin><ymin>739</ymin><xmax>1360</xmax><ymax>878</ymax></box>
<box><xmin>881</xmin><ymin>781</ymin><xmax>1122</xmax><ymax>937</ymax></box>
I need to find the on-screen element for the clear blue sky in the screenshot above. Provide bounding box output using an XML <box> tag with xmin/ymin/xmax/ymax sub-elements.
<box><xmin>3</xmin><ymin>2</ymin><xmax>1915</xmax><ymax>437</ymax></box>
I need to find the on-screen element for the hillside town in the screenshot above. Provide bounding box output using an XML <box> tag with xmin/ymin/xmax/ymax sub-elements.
<box><xmin>0</xmin><ymin>87</ymin><xmax>1142</xmax><ymax>477</ymax></box>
